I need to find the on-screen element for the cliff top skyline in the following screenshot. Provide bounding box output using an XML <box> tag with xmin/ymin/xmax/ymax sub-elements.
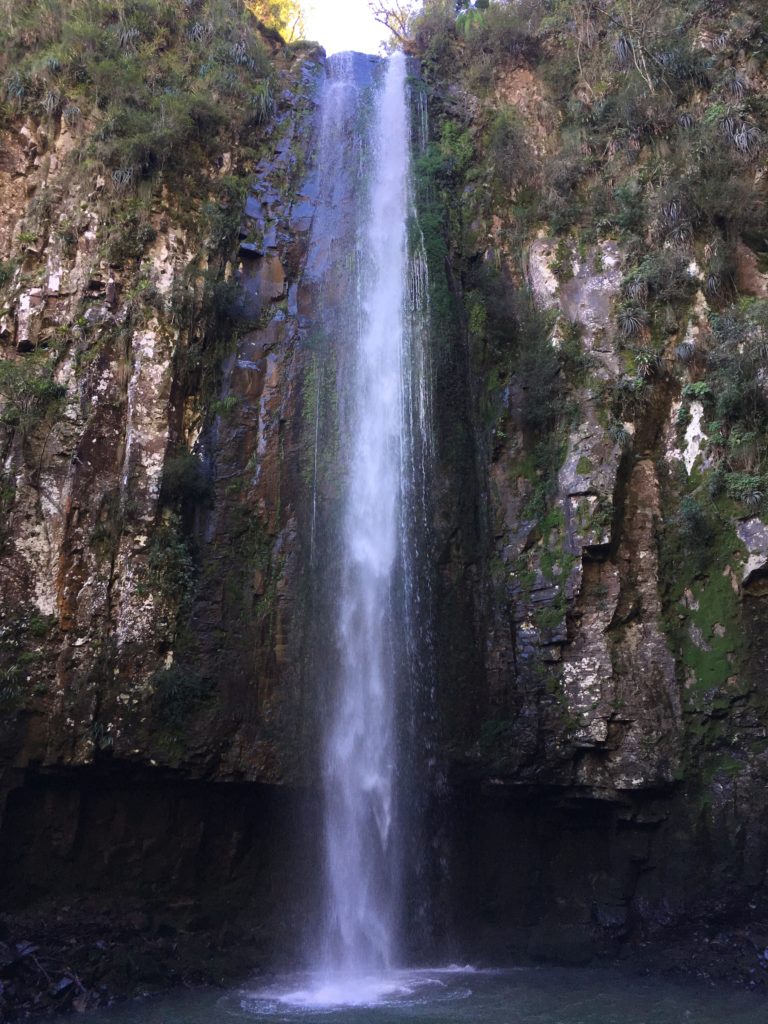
<box><xmin>304</xmin><ymin>0</ymin><xmax>388</xmax><ymax>54</ymax></box>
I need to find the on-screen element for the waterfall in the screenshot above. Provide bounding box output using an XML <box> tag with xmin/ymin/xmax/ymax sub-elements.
<box><xmin>300</xmin><ymin>50</ymin><xmax>433</xmax><ymax>992</ymax></box>
<box><xmin>323</xmin><ymin>49</ymin><xmax>408</xmax><ymax>977</ymax></box>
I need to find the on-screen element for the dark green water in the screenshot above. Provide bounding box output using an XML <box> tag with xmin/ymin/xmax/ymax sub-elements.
<box><xmin>77</xmin><ymin>967</ymin><xmax>766</xmax><ymax>1024</ymax></box>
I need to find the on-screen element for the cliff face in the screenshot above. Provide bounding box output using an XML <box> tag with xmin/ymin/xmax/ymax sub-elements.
<box><xmin>0</xmin><ymin>6</ymin><xmax>324</xmax><ymax>791</ymax></box>
<box><xmin>1</xmin><ymin>0</ymin><xmax>768</xmax><ymax>1012</ymax></box>
<box><xmin>0</xmin><ymin>5</ymin><xmax>327</xmax><ymax>1011</ymax></box>
<box><xmin>413</xmin><ymin>0</ymin><xmax>768</xmax><ymax>977</ymax></box>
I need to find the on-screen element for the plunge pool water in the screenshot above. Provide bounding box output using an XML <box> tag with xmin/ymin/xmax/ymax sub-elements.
<box><xmin>73</xmin><ymin>966</ymin><xmax>765</xmax><ymax>1024</ymax></box>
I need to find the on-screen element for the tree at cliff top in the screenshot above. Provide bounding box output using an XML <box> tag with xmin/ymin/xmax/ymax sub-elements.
<box><xmin>370</xmin><ymin>0</ymin><xmax>481</xmax><ymax>51</ymax></box>
<box><xmin>368</xmin><ymin>1</ymin><xmax>418</xmax><ymax>48</ymax></box>
<box><xmin>245</xmin><ymin>0</ymin><xmax>305</xmax><ymax>40</ymax></box>
<box><xmin>369</xmin><ymin>0</ymin><xmax>486</xmax><ymax>43</ymax></box>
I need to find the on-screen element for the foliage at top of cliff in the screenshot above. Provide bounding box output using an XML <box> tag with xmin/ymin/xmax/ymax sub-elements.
<box><xmin>246</xmin><ymin>0</ymin><xmax>305</xmax><ymax>41</ymax></box>
<box><xmin>405</xmin><ymin>0</ymin><xmax>767</xmax><ymax>245</ymax></box>
<box><xmin>404</xmin><ymin>0</ymin><xmax>768</xmax><ymax>382</ymax></box>
<box><xmin>0</xmin><ymin>0</ymin><xmax>294</xmax><ymax>185</ymax></box>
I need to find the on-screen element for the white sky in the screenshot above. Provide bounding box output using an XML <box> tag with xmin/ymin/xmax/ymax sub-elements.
<box><xmin>303</xmin><ymin>0</ymin><xmax>389</xmax><ymax>54</ymax></box>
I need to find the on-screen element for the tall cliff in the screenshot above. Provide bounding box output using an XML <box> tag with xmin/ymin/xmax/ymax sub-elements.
<box><xmin>0</xmin><ymin>2</ymin><xmax>326</xmax><ymax>1013</ymax></box>
<box><xmin>0</xmin><ymin>0</ymin><xmax>323</xmax><ymax>785</ymax></box>
<box><xmin>410</xmin><ymin>0</ymin><xmax>768</xmax><ymax>979</ymax></box>
<box><xmin>1</xmin><ymin>0</ymin><xmax>768</xmax><ymax>1015</ymax></box>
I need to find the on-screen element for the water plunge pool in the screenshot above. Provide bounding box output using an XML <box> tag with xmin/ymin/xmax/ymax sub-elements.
<box><xmin>73</xmin><ymin>966</ymin><xmax>766</xmax><ymax>1024</ymax></box>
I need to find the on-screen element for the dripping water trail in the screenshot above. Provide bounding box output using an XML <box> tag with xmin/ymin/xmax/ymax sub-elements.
<box><xmin>310</xmin><ymin>355</ymin><xmax>321</xmax><ymax>568</ymax></box>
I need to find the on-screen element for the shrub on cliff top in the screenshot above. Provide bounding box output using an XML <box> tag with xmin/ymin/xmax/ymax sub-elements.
<box><xmin>245</xmin><ymin>0</ymin><xmax>305</xmax><ymax>41</ymax></box>
<box><xmin>462</xmin><ymin>0</ymin><xmax>538</xmax><ymax>59</ymax></box>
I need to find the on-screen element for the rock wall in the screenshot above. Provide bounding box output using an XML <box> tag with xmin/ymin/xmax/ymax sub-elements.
<box><xmin>424</xmin><ymin>231</ymin><xmax>768</xmax><ymax>979</ymax></box>
<box><xmin>0</xmin><ymin>36</ymin><xmax>329</xmax><ymax>1013</ymax></box>
<box><xmin>0</xmin><ymin>766</ymin><xmax>317</xmax><ymax>1014</ymax></box>
<box><xmin>0</xmin><ymin>50</ymin><xmax>326</xmax><ymax>793</ymax></box>
<box><xmin>414</xmin><ymin>2</ymin><xmax>768</xmax><ymax>982</ymax></box>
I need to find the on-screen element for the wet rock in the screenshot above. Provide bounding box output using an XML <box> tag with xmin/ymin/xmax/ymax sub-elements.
<box><xmin>83</xmin><ymin>304</ymin><xmax>111</xmax><ymax>326</ymax></box>
<box><xmin>105</xmin><ymin>276</ymin><xmax>118</xmax><ymax>309</ymax></box>
<box><xmin>528</xmin><ymin>237</ymin><xmax>560</xmax><ymax>309</ymax></box>
<box><xmin>736</xmin><ymin>240</ymin><xmax>768</xmax><ymax>298</ymax></box>
<box><xmin>50</xmin><ymin>975</ymin><xmax>75</xmax><ymax>996</ymax></box>
<box><xmin>126</xmin><ymin>911</ymin><xmax>150</xmax><ymax>933</ymax></box>
<box><xmin>737</xmin><ymin>518</ymin><xmax>768</xmax><ymax>589</ymax></box>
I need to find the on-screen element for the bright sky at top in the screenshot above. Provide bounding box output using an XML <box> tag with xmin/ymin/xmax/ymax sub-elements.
<box><xmin>303</xmin><ymin>0</ymin><xmax>390</xmax><ymax>55</ymax></box>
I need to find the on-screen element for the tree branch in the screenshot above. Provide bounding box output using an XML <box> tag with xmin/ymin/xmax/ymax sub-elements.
<box><xmin>368</xmin><ymin>1</ymin><xmax>413</xmax><ymax>48</ymax></box>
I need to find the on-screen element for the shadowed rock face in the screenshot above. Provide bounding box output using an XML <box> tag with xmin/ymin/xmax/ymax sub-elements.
<box><xmin>423</xmin><ymin>232</ymin><xmax>768</xmax><ymax>975</ymax></box>
<box><xmin>0</xmin><ymin>764</ymin><xmax>321</xmax><ymax>1016</ymax></box>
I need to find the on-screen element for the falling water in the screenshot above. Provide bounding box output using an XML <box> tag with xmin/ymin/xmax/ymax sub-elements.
<box><xmin>297</xmin><ymin>50</ymin><xmax>433</xmax><ymax>998</ymax></box>
<box><xmin>323</xmin><ymin>49</ymin><xmax>409</xmax><ymax>978</ymax></box>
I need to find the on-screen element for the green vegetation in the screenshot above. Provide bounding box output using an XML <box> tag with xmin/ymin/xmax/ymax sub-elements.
<box><xmin>0</xmin><ymin>612</ymin><xmax>56</xmax><ymax>710</ymax></box>
<box><xmin>0</xmin><ymin>2</ymin><xmax>306</xmax><ymax>698</ymax></box>
<box><xmin>144</xmin><ymin>511</ymin><xmax>196</xmax><ymax>606</ymax></box>
<box><xmin>0</xmin><ymin>0</ymin><xmax>291</xmax><ymax>490</ymax></box>
<box><xmin>394</xmin><ymin>0</ymin><xmax>768</xmax><ymax>726</ymax></box>
<box><xmin>412</xmin><ymin>119</ymin><xmax>473</xmax><ymax>338</ymax></box>
<box><xmin>657</xmin><ymin>458</ymin><xmax>747</xmax><ymax>704</ymax></box>
<box><xmin>150</xmin><ymin>661</ymin><xmax>212</xmax><ymax>726</ymax></box>
<box><xmin>0</xmin><ymin>0</ymin><xmax>280</xmax><ymax>186</ymax></box>
<box><xmin>245</xmin><ymin>0</ymin><xmax>305</xmax><ymax>40</ymax></box>
<box><xmin>476</xmin><ymin>716</ymin><xmax>519</xmax><ymax>769</ymax></box>
<box><xmin>0</xmin><ymin>351</ymin><xmax>64</xmax><ymax>437</ymax></box>
<box><xmin>403</xmin><ymin>0</ymin><xmax>767</xmax><ymax>493</ymax></box>
<box><xmin>549</xmin><ymin>239</ymin><xmax>573</xmax><ymax>282</ymax></box>
<box><xmin>0</xmin><ymin>350</ymin><xmax>65</xmax><ymax>485</ymax></box>
<box><xmin>301</xmin><ymin>350</ymin><xmax>340</xmax><ymax>494</ymax></box>
<box><xmin>103</xmin><ymin>204</ymin><xmax>157</xmax><ymax>266</ymax></box>
<box><xmin>661</xmin><ymin>501</ymin><xmax>744</xmax><ymax>697</ymax></box>
<box><xmin>160</xmin><ymin>450</ymin><xmax>211</xmax><ymax>509</ymax></box>
<box><xmin>670</xmin><ymin>300</ymin><xmax>768</xmax><ymax>515</ymax></box>
<box><xmin>405</xmin><ymin>0</ymin><xmax>766</xmax><ymax>267</ymax></box>
<box><xmin>485</xmin><ymin>106</ymin><xmax>534</xmax><ymax>198</ymax></box>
